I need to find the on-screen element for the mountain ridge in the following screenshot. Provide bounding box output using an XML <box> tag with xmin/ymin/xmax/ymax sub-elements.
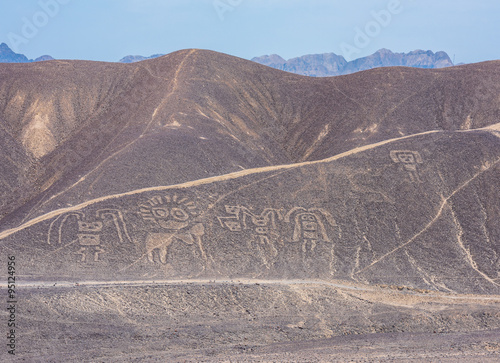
<box><xmin>0</xmin><ymin>42</ymin><xmax>53</xmax><ymax>63</ymax></box>
<box><xmin>119</xmin><ymin>54</ymin><xmax>165</xmax><ymax>63</ymax></box>
<box><xmin>118</xmin><ymin>48</ymin><xmax>455</xmax><ymax>77</ymax></box>
<box><xmin>252</xmin><ymin>48</ymin><xmax>454</xmax><ymax>76</ymax></box>
<box><xmin>0</xmin><ymin>43</ymin><xmax>462</xmax><ymax>78</ymax></box>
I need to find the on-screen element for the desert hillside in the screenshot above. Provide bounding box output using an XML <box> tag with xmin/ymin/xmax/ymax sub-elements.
<box><xmin>1</xmin><ymin>49</ymin><xmax>500</xmax><ymax>225</ymax></box>
<box><xmin>0</xmin><ymin>49</ymin><xmax>499</xmax><ymax>361</ymax></box>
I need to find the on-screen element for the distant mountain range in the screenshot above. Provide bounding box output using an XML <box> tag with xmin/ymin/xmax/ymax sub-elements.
<box><xmin>119</xmin><ymin>54</ymin><xmax>165</xmax><ymax>63</ymax></box>
<box><xmin>0</xmin><ymin>43</ymin><xmax>457</xmax><ymax>76</ymax></box>
<box><xmin>252</xmin><ymin>49</ymin><xmax>454</xmax><ymax>76</ymax></box>
<box><xmin>118</xmin><ymin>48</ymin><xmax>454</xmax><ymax>76</ymax></box>
<box><xmin>0</xmin><ymin>43</ymin><xmax>53</xmax><ymax>63</ymax></box>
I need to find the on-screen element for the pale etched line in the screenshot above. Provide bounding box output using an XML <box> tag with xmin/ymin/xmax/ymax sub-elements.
<box><xmin>84</xmin><ymin>291</ymin><xmax>137</xmax><ymax>325</ymax></box>
<box><xmin>18</xmin><ymin>67</ymin><xmax>145</xmax><ymax>225</ymax></box>
<box><xmin>332</xmin><ymin>84</ymin><xmax>370</xmax><ymax>116</ymax></box>
<box><xmin>208</xmin><ymin>169</ymin><xmax>290</xmax><ymax>212</ymax></box>
<box><xmin>0</xmin><ymin>129</ymin><xmax>448</xmax><ymax>241</ymax></box>
<box><xmin>32</xmin><ymin>294</ymin><xmax>64</xmax><ymax>318</ymax></box>
<box><xmin>87</xmin><ymin>169</ymin><xmax>106</xmax><ymax>192</ymax></box>
<box><xmin>140</xmin><ymin>63</ymin><xmax>169</xmax><ymax>81</ymax></box>
<box><xmin>4</xmin><ymin>279</ymin><xmax>500</xmax><ymax>301</ymax></box>
<box><xmin>300</xmin><ymin>123</ymin><xmax>330</xmax><ymax>162</ymax></box>
<box><xmin>351</xmin><ymin>246</ymin><xmax>362</xmax><ymax>280</ymax></box>
<box><xmin>47</xmin><ymin>238</ymin><xmax>79</xmax><ymax>256</ymax></box>
<box><xmin>101</xmin><ymin>290</ymin><xmax>137</xmax><ymax>324</ymax></box>
<box><xmin>47</xmin><ymin>212</ymin><xmax>82</xmax><ymax>245</ymax></box>
<box><xmin>146</xmin><ymin>49</ymin><xmax>197</xmax><ymax>134</ymax></box>
<box><xmin>404</xmin><ymin>249</ymin><xmax>431</xmax><ymax>287</ymax></box>
<box><xmin>379</xmin><ymin>73</ymin><xmax>443</xmax><ymax>126</ymax></box>
<box><xmin>117</xmin><ymin>170</ymin><xmax>290</xmax><ymax>272</ymax></box>
<box><xmin>448</xmin><ymin>201</ymin><xmax>499</xmax><ymax>287</ymax></box>
<box><xmin>462</xmin><ymin>121</ymin><xmax>500</xmax><ymax>134</ymax></box>
<box><xmin>99</xmin><ymin>209</ymin><xmax>133</xmax><ymax>244</ymax></box>
<box><xmin>356</xmin><ymin>156</ymin><xmax>500</xmax><ymax>277</ymax></box>
<box><xmin>28</xmin><ymin>50</ymin><xmax>197</xmax><ymax>216</ymax></box>
<box><xmin>403</xmin><ymin>249</ymin><xmax>455</xmax><ymax>293</ymax></box>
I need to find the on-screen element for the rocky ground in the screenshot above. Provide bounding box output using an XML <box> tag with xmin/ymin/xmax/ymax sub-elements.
<box><xmin>2</xmin><ymin>280</ymin><xmax>498</xmax><ymax>362</ymax></box>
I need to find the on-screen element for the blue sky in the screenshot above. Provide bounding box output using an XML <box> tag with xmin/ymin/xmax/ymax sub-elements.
<box><xmin>0</xmin><ymin>0</ymin><xmax>498</xmax><ymax>64</ymax></box>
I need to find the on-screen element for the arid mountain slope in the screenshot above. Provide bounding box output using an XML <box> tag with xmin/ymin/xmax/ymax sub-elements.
<box><xmin>1</xmin><ymin>126</ymin><xmax>500</xmax><ymax>359</ymax></box>
<box><xmin>1</xmin><ymin>126</ymin><xmax>499</xmax><ymax>294</ymax></box>
<box><xmin>1</xmin><ymin>49</ymin><xmax>500</xmax><ymax>227</ymax></box>
<box><xmin>1</xmin><ymin>49</ymin><xmax>499</xmax><ymax>362</ymax></box>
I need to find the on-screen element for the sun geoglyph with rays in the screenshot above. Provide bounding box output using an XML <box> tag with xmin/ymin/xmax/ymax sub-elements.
<box><xmin>138</xmin><ymin>193</ymin><xmax>206</xmax><ymax>264</ymax></box>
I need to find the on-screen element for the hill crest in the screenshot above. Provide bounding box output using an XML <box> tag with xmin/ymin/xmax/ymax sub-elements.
<box><xmin>252</xmin><ymin>48</ymin><xmax>454</xmax><ymax>77</ymax></box>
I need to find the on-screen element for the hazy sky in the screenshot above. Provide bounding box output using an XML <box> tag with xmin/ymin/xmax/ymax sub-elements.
<box><xmin>0</xmin><ymin>0</ymin><xmax>498</xmax><ymax>64</ymax></box>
